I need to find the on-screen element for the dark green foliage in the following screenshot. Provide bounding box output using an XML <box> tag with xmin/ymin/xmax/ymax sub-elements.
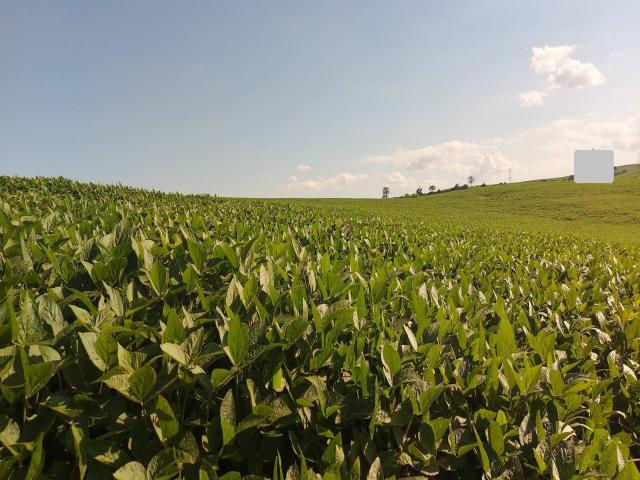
<box><xmin>0</xmin><ymin>176</ymin><xmax>639</xmax><ymax>479</ymax></box>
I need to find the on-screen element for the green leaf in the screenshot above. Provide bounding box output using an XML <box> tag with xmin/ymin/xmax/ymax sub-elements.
<box><xmin>37</xmin><ymin>295</ymin><xmax>65</xmax><ymax>336</ymax></box>
<box><xmin>473</xmin><ymin>425</ymin><xmax>491</xmax><ymax>474</ymax></box>
<box><xmin>272</xmin><ymin>367</ymin><xmax>286</xmax><ymax>392</ymax></box>
<box><xmin>71</xmin><ymin>424</ymin><xmax>88</xmax><ymax>480</ymax></box>
<box><xmin>160</xmin><ymin>343</ymin><xmax>189</xmax><ymax>367</ymax></box>
<box><xmin>13</xmin><ymin>292</ymin><xmax>45</xmax><ymax>345</ymax></box>
<box><xmin>117</xmin><ymin>343</ymin><xmax>147</xmax><ymax>374</ymax></box>
<box><xmin>25</xmin><ymin>433</ymin><xmax>44</xmax><ymax>480</ymax></box>
<box><xmin>102</xmin><ymin>368</ymin><xmax>136</xmax><ymax>402</ymax></box>
<box><xmin>220</xmin><ymin>389</ymin><xmax>236</xmax><ymax>445</ymax></box>
<box><xmin>114</xmin><ymin>461</ymin><xmax>148</xmax><ymax>480</ymax></box>
<box><xmin>496</xmin><ymin>313</ymin><xmax>517</xmax><ymax>358</ymax></box>
<box><xmin>147</xmin><ymin>448</ymin><xmax>179</xmax><ymax>480</ymax></box>
<box><xmin>187</xmin><ymin>239</ymin><xmax>206</xmax><ymax>273</ymax></box>
<box><xmin>0</xmin><ymin>416</ymin><xmax>20</xmax><ymax>454</ymax></box>
<box><xmin>20</xmin><ymin>352</ymin><xmax>60</xmax><ymax>399</ymax></box>
<box><xmin>79</xmin><ymin>332</ymin><xmax>108</xmax><ymax>371</ymax></box>
<box><xmin>162</xmin><ymin>310</ymin><xmax>186</xmax><ymax>344</ymax></box>
<box><xmin>489</xmin><ymin>420</ymin><xmax>505</xmax><ymax>456</ymax></box>
<box><xmin>549</xmin><ymin>368</ymin><xmax>564</xmax><ymax>396</ymax></box>
<box><xmin>618</xmin><ymin>461</ymin><xmax>640</xmax><ymax>480</ymax></box>
<box><xmin>152</xmin><ymin>395</ymin><xmax>179</xmax><ymax>442</ymax></box>
<box><xmin>128</xmin><ymin>364</ymin><xmax>157</xmax><ymax>403</ymax></box>
<box><xmin>211</xmin><ymin>368</ymin><xmax>232</xmax><ymax>390</ymax></box>
<box><xmin>381</xmin><ymin>343</ymin><xmax>401</xmax><ymax>384</ymax></box>
<box><xmin>221</xmin><ymin>243</ymin><xmax>239</xmax><ymax>269</ymax></box>
<box><xmin>40</xmin><ymin>395</ymin><xmax>83</xmax><ymax>418</ymax></box>
<box><xmin>227</xmin><ymin>315</ymin><xmax>248</xmax><ymax>366</ymax></box>
<box><xmin>104</xmin><ymin>284</ymin><xmax>125</xmax><ymax>317</ymax></box>
<box><xmin>286</xmin><ymin>318</ymin><xmax>307</xmax><ymax>343</ymax></box>
<box><xmin>366</xmin><ymin>457</ymin><xmax>382</xmax><ymax>480</ymax></box>
<box><xmin>148</xmin><ymin>261</ymin><xmax>168</xmax><ymax>296</ymax></box>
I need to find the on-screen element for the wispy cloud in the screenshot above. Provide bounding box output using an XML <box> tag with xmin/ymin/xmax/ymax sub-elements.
<box><xmin>519</xmin><ymin>45</ymin><xmax>605</xmax><ymax>107</ymax></box>
<box><xmin>385</xmin><ymin>171</ymin><xmax>416</xmax><ymax>188</ymax></box>
<box><xmin>284</xmin><ymin>172</ymin><xmax>369</xmax><ymax>191</ymax></box>
<box><xmin>296</xmin><ymin>164</ymin><xmax>312</xmax><ymax>171</ymax></box>
<box><xmin>367</xmin><ymin>140</ymin><xmax>513</xmax><ymax>185</ymax></box>
<box><xmin>279</xmin><ymin>114</ymin><xmax>639</xmax><ymax>196</ymax></box>
<box><xmin>518</xmin><ymin>90</ymin><xmax>547</xmax><ymax>107</ymax></box>
<box><xmin>492</xmin><ymin>113</ymin><xmax>640</xmax><ymax>179</ymax></box>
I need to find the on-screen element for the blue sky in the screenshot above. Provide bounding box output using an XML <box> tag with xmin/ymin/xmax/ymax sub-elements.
<box><xmin>1</xmin><ymin>1</ymin><xmax>639</xmax><ymax>197</ymax></box>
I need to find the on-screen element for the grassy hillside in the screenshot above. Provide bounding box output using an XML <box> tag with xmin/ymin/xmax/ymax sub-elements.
<box><xmin>291</xmin><ymin>163</ymin><xmax>640</xmax><ymax>246</ymax></box>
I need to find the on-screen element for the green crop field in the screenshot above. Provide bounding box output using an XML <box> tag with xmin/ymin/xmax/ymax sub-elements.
<box><xmin>1</xmin><ymin>175</ymin><xmax>639</xmax><ymax>479</ymax></box>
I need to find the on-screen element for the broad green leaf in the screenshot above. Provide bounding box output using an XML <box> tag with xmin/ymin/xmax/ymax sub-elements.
<box><xmin>151</xmin><ymin>395</ymin><xmax>179</xmax><ymax>441</ymax></box>
<box><xmin>162</xmin><ymin>310</ymin><xmax>186</xmax><ymax>344</ymax></box>
<box><xmin>71</xmin><ymin>424</ymin><xmax>88</xmax><ymax>479</ymax></box>
<box><xmin>26</xmin><ymin>362</ymin><xmax>60</xmax><ymax>398</ymax></box>
<box><xmin>128</xmin><ymin>364</ymin><xmax>157</xmax><ymax>403</ymax></box>
<box><xmin>489</xmin><ymin>420</ymin><xmax>505</xmax><ymax>456</ymax></box>
<box><xmin>496</xmin><ymin>314</ymin><xmax>517</xmax><ymax>358</ymax></box>
<box><xmin>148</xmin><ymin>261</ymin><xmax>168</xmax><ymax>296</ymax></box>
<box><xmin>618</xmin><ymin>461</ymin><xmax>640</xmax><ymax>480</ymax></box>
<box><xmin>79</xmin><ymin>332</ymin><xmax>108</xmax><ymax>371</ymax></box>
<box><xmin>473</xmin><ymin>425</ymin><xmax>491</xmax><ymax>474</ymax></box>
<box><xmin>13</xmin><ymin>293</ymin><xmax>45</xmax><ymax>345</ymax></box>
<box><xmin>366</xmin><ymin>457</ymin><xmax>382</xmax><ymax>480</ymax></box>
<box><xmin>381</xmin><ymin>343</ymin><xmax>401</xmax><ymax>384</ymax></box>
<box><xmin>211</xmin><ymin>368</ymin><xmax>232</xmax><ymax>390</ymax></box>
<box><xmin>42</xmin><ymin>395</ymin><xmax>82</xmax><ymax>417</ymax></box>
<box><xmin>147</xmin><ymin>448</ymin><xmax>179</xmax><ymax>480</ymax></box>
<box><xmin>114</xmin><ymin>461</ymin><xmax>148</xmax><ymax>480</ymax></box>
<box><xmin>187</xmin><ymin>239</ymin><xmax>206</xmax><ymax>273</ymax></box>
<box><xmin>227</xmin><ymin>315</ymin><xmax>248</xmax><ymax>366</ymax></box>
<box><xmin>0</xmin><ymin>416</ymin><xmax>20</xmax><ymax>455</ymax></box>
<box><xmin>220</xmin><ymin>389</ymin><xmax>236</xmax><ymax>445</ymax></box>
<box><xmin>37</xmin><ymin>295</ymin><xmax>65</xmax><ymax>336</ymax></box>
<box><xmin>160</xmin><ymin>343</ymin><xmax>189</xmax><ymax>367</ymax></box>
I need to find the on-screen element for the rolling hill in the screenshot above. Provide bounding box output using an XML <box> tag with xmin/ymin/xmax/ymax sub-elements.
<box><xmin>289</xmin><ymin>163</ymin><xmax>640</xmax><ymax>246</ymax></box>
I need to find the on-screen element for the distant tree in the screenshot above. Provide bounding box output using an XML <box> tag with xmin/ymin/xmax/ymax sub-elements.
<box><xmin>453</xmin><ymin>183</ymin><xmax>460</xmax><ymax>189</ymax></box>
<box><xmin>416</xmin><ymin>186</ymin><xmax>423</xmax><ymax>196</ymax></box>
<box><xmin>382</xmin><ymin>186</ymin><xmax>390</xmax><ymax>198</ymax></box>
<box><xmin>467</xmin><ymin>175</ymin><xmax>475</xmax><ymax>185</ymax></box>
<box><xmin>428</xmin><ymin>185</ymin><xmax>436</xmax><ymax>193</ymax></box>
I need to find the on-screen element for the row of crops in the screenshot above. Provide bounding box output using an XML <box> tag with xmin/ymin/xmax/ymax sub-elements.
<box><xmin>1</xmin><ymin>176</ymin><xmax>639</xmax><ymax>479</ymax></box>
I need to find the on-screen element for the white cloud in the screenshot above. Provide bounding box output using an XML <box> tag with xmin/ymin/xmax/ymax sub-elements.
<box><xmin>546</xmin><ymin>57</ymin><xmax>605</xmax><ymax>90</ymax></box>
<box><xmin>492</xmin><ymin>114</ymin><xmax>640</xmax><ymax>180</ymax></box>
<box><xmin>518</xmin><ymin>90</ymin><xmax>547</xmax><ymax>107</ymax></box>
<box><xmin>284</xmin><ymin>172</ymin><xmax>369</xmax><ymax>191</ymax></box>
<box><xmin>367</xmin><ymin>141</ymin><xmax>513</xmax><ymax>185</ymax></box>
<box><xmin>296</xmin><ymin>164</ymin><xmax>312</xmax><ymax>171</ymax></box>
<box><xmin>279</xmin><ymin>114</ymin><xmax>639</xmax><ymax>196</ymax></box>
<box><xmin>519</xmin><ymin>45</ymin><xmax>605</xmax><ymax>106</ymax></box>
<box><xmin>385</xmin><ymin>171</ymin><xmax>416</xmax><ymax>188</ymax></box>
<box><xmin>530</xmin><ymin>45</ymin><xmax>576</xmax><ymax>74</ymax></box>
